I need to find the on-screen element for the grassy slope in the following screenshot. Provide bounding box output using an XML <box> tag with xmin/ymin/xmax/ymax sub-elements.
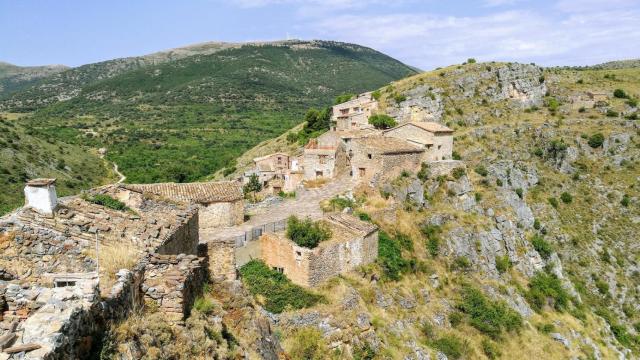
<box><xmin>0</xmin><ymin>113</ymin><xmax>115</xmax><ymax>214</ymax></box>
<box><xmin>0</xmin><ymin>62</ymin><xmax>68</xmax><ymax>96</ymax></box>
<box><xmin>7</xmin><ymin>41</ymin><xmax>416</xmax><ymax>185</ymax></box>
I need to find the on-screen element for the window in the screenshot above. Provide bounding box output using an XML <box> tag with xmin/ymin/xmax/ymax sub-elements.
<box><xmin>438</xmin><ymin>145</ymin><xmax>442</xmax><ymax>150</ymax></box>
<box><xmin>273</xmin><ymin>267</ymin><xmax>284</xmax><ymax>273</ymax></box>
<box><xmin>319</xmin><ymin>155</ymin><xmax>328</xmax><ymax>164</ymax></box>
<box><xmin>316</xmin><ymin>171</ymin><xmax>323</xmax><ymax>177</ymax></box>
<box><xmin>340</xmin><ymin>109</ymin><xmax>349</xmax><ymax>115</ymax></box>
<box><xmin>277</xmin><ymin>157</ymin><xmax>282</xmax><ymax>165</ymax></box>
<box><xmin>296</xmin><ymin>251</ymin><xmax>302</xmax><ymax>256</ymax></box>
<box><xmin>367</xmin><ymin>153</ymin><xmax>372</xmax><ymax>159</ymax></box>
<box><xmin>55</xmin><ymin>280</ymin><xmax>76</xmax><ymax>288</ymax></box>
<box><xmin>351</xmin><ymin>122</ymin><xmax>357</xmax><ymax>127</ymax></box>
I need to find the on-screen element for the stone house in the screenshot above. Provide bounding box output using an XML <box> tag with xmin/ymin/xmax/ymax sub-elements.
<box><xmin>382</xmin><ymin>121</ymin><xmax>454</xmax><ymax>161</ymax></box>
<box><xmin>303</xmin><ymin>138</ymin><xmax>347</xmax><ymax>180</ymax></box>
<box><xmin>244</xmin><ymin>153</ymin><xmax>304</xmax><ymax>193</ymax></box>
<box><xmin>331</xmin><ymin>92</ymin><xmax>379</xmax><ymax>131</ymax></box>
<box><xmin>350</xmin><ymin>136</ymin><xmax>424</xmax><ymax>183</ymax></box>
<box><xmin>125</xmin><ymin>181</ymin><xmax>244</xmax><ymax>231</ymax></box>
<box><xmin>0</xmin><ymin>180</ymin><xmax>202</xmax><ymax>358</ymax></box>
<box><xmin>260</xmin><ymin>214</ymin><xmax>378</xmax><ymax>287</ymax></box>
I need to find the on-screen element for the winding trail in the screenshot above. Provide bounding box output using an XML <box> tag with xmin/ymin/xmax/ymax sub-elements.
<box><xmin>99</xmin><ymin>152</ymin><xmax>126</xmax><ymax>184</ymax></box>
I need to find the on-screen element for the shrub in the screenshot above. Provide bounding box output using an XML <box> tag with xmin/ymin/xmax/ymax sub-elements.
<box><xmin>606</xmin><ymin>109</ymin><xmax>619</xmax><ymax>117</ymax></box>
<box><xmin>239</xmin><ymin>260</ymin><xmax>323</xmax><ymax>313</ymax></box>
<box><xmin>458</xmin><ymin>285</ymin><xmax>523</xmax><ymax>339</ymax></box>
<box><xmin>613</xmin><ymin>89</ymin><xmax>628</xmax><ymax>99</ymax></box>
<box><xmin>595</xmin><ymin>278</ymin><xmax>609</xmax><ymax>295</ymax></box>
<box><xmin>417</xmin><ymin>162</ymin><xmax>430</xmax><ymax>181</ymax></box>
<box><xmin>377</xmin><ymin>231</ymin><xmax>410</xmax><ymax>280</ymax></box>
<box><xmin>533</xmin><ymin>219</ymin><xmax>541</xmax><ymax>230</ymax></box>
<box><xmin>526</xmin><ymin>271</ymin><xmax>570</xmax><ymax>312</ymax></box>
<box><xmin>474</xmin><ymin>165</ymin><xmax>488</xmax><ymax>177</ymax></box>
<box><xmin>546</xmin><ymin>98</ymin><xmax>560</xmax><ymax>112</ymax></box>
<box><xmin>560</xmin><ymin>192</ymin><xmax>572</xmax><ymax>204</ymax></box>
<box><xmin>286</xmin><ymin>216</ymin><xmax>332</xmax><ymax>249</ymax></box>
<box><xmin>531</xmin><ymin>234</ymin><xmax>553</xmax><ymax>260</ymax></box>
<box><xmin>422</xmin><ymin>224</ymin><xmax>442</xmax><ymax>258</ymax></box>
<box><xmin>352</xmin><ymin>343</ymin><xmax>376</xmax><ymax>360</ymax></box>
<box><xmin>576</xmin><ymin>79</ymin><xmax>584</xmax><ymax>84</ymax></box>
<box><xmin>452</xmin><ymin>151</ymin><xmax>461</xmax><ymax>160</ymax></box>
<box><xmin>467</xmin><ymin>58</ymin><xmax>477</xmax><ymax>64</ymax></box>
<box><xmin>328</xmin><ymin>196</ymin><xmax>354</xmax><ymax>211</ymax></box>
<box><xmin>578</xmin><ymin>106</ymin><xmax>586</xmax><ymax>113</ymax></box>
<box><xmin>431</xmin><ymin>334</ymin><xmax>468</xmax><ymax>359</ymax></box>
<box><xmin>371</xmin><ymin>90</ymin><xmax>381</xmax><ymax>101</ymax></box>
<box><xmin>193</xmin><ymin>297</ymin><xmax>215</xmax><ymax>314</ymax></box>
<box><xmin>496</xmin><ymin>178</ymin><xmax>503</xmax><ymax>187</ymax></box>
<box><xmin>621</xmin><ymin>194</ymin><xmax>630</xmax><ymax>207</ymax></box>
<box><xmin>368</xmin><ymin>114</ymin><xmax>397</xmax><ymax>129</ymax></box>
<box><xmin>449</xmin><ymin>312</ymin><xmax>463</xmax><ymax>327</ymax></box>
<box><xmin>495</xmin><ymin>255</ymin><xmax>511</xmax><ymax>274</ymax></box>
<box><xmin>626</xmin><ymin>98</ymin><xmax>638</xmax><ymax>107</ymax></box>
<box><xmin>393</xmin><ymin>93</ymin><xmax>407</xmax><ymax>104</ymax></box>
<box><xmin>475</xmin><ymin>192</ymin><xmax>482</xmax><ymax>202</ymax></box>
<box><xmin>533</xmin><ymin>147</ymin><xmax>544</xmax><ymax>157</ymax></box>
<box><xmin>588</xmin><ymin>133</ymin><xmax>605</xmax><ymax>148</ymax></box>
<box><xmin>453</xmin><ymin>256</ymin><xmax>472</xmax><ymax>271</ymax></box>
<box><xmin>481</xmin><ymin>339</ymin><xmax>501</xmax><ymax>360</ymax></box>
<box><xmin>334</xmin><ymin>93</ymin><xmax>355</xmax><ymax>104</ymax></box>
<box><xmin>84</xmin><ymin>194</ymin><xmax>129</xmax><ymax>211</ymax></box>
<box><xmin>288</xmin><ymin>327</ymin><xmax>328</xmax><ymax>360</ymax></box>
<box><xmin>452</xmin><ymin>167</ymin><xmax>466</xmax><ymax>180</ymax></box>
<box><xmin>356</xmin><ymin>211</ymin><xmax>371</xmax><ymax>222</ymax></box>
<box><xmin>548</xmin><ymin>197</ymin><xmax>559</xmax><ymax>209</ymax></box>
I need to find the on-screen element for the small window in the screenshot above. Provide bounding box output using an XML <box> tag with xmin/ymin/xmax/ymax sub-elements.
<box><xmin>296</xmin><ymin>251</ymin><xmax>302</xmax><ymax>256</ymax></box>
<box><xmin>55</xmin><ymin>280</ymin><xmax>76</xmax><ymax>288</ymax></box>
<box><xmin>438</xmin><ymin>145</ymin><xmax>442</xmax><ymax>150</ymax></box>
<box><xmin>273</xmin><ymin>267</ymin><xmax>284</xmax><ymax>273</ymax></box>
<box><xmin>367</xmin><ymin>153</ymin><xmax>372</xmax><ymax>159</ymax></box>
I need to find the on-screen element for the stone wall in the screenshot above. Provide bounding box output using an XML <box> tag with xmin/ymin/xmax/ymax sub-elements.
<box><xmin>155</xmin><ymin>211</ymin><xmax>199</xmax><ymax>256</ymax></box>
<box><xmin>142</xmin><ymin>254</ymin><xmax>208</xmax><ymax>323</ymax></box>
<box><xmin>351</xmin><ymin>147</ymin><xmax>422</xmax><ymax>185</ymax></box>
<box><xmin>199</xmin><ymin>200</ymin><xmax>243</xmax><ymax>230</ymax></box>
<box><xmin>235</xmin><ymin>239</ymin><xmax>262</xmax><ymax>269</ymax></box>
<box><xmin>205</xmin><ymin>238</ymin><xmax>237</xmax><ymax>281</ymax></box>
<box><xmin>427</xmin><ymin>160</ymin><xmax>466</xmax><ymax>177</ymax></box>
<box><xmin>260</xmin><ymin>230</ymin><xmax>379</xmax><ymax>287</ymax></box>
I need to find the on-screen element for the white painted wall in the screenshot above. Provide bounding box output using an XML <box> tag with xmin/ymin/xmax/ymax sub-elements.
<box><xmin>24</xmin><ymin>185</ymin><xmax>57</xmax><ymax>215</ymax></box>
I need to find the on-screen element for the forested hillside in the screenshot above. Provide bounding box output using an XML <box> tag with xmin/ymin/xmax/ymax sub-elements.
<box><xmin>1</xmin><ymin>41</ymin><xmax>416</xmax><ymax>187</ymax></box>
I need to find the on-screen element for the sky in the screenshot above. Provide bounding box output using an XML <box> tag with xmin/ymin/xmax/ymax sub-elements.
<box><xmin>1</xmin><ymin>0</ymin><xmax>639</xmax><ymax>70</ymax></box>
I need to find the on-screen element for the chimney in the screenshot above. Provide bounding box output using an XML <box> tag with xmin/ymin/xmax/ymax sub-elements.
<box><xmin>24</xmin><ymin>178</ymin><xmax>58</xmax><ymax>215</ymax></box>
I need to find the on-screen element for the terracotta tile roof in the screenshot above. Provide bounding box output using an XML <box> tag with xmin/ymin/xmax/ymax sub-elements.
<box><xmin>354</xmin><ymin>136</ymin><xmax>424</xmax><ymax>154</ymax></box>
<box><xmin>253</xmin><ymin>152</ymin><xmax>289</xmax><ymax>163</ymax></box>
<box><xmin>384</xmin><ymin>121</ymin><xmax>453</xmax><ymax>134</ymax></box>
<box><xmin>326</xmin><ymin>213</ymin><xmax>378</xmax><ymax>236</ymax></box>
<box><xmin>125</xmin><ymin>181</ymin><xmax>243</xmax><ymax>204</ymax></box>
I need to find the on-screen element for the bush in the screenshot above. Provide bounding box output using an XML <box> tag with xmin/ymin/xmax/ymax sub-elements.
<box><xmin>526</xmin><ymin>271</ymin><xmax>570</xmax><ymax>312</ymax></box>
<box><xmin>371</xmin><ymin>90</ymin><xmax>381</xmax><ymax>101</ymax></box>
<box><xmin>515</xmin><ymin>188</ymin><xmax>523</xmax><ymax>199</ymax></box>
<box><xmin>531</xmin><ymin>234</ymin><xmax>553</xmax><ymax>260</ymax></box>
<box><xmin>467</xmin><ymin>58</ymin><xmax>477</xmax><ymax>64</ymax></box>
<box><xmin>377</xmin><ymin>231</ymin><xmax>410</xmax><ymax>280</ymax></box>
<box><xmin>422</xmin><ymin>224</ymin><xmax>442</xmax><ymax>258</ymax></box>
<box><xmin>626</xmin><ymin>98</ymin><xmax>638</xmax><ymax>107</ymax></box>
<box><xmin>449</xmin><ymin>312</ymin><xmax>463</xmax><ymax>327</ymax></box>
<box><xmin>288</xmin><ymin>327</ymin><xmax>328</xmax><ymax>360</ymax></box>
<box><xmin>417</xmin><ymin>162</ymin><xmax>430</xmax><ymax>181</ymax></box>
<box><xmin>84</xmin><ymin>194</ymin><xmax>129</xmax><ymax>211</ymax></box>
<box><xmin>588</xmin><ymin>133</ymin><xmax>605</xmax><ymax>148</ymax></box>
<box><xmin>621</xmin><ymin>194</ymin><xmax>630</xmax><ymax>207</ymax></box>
<box><xmin>328</xmin><ymin>196</ymin><xmax>354</xmax><ymax>211</ymax></box>
<box><xmin>474</xmin><ymin>165</ymin><xmax>488</xmax><ymax>177</ymax></box>
<box><xmin>458</xmin><ymin>285</ymin><xmax>523</xmax><ymax>339</ymax></box>
<box><xmin>533</xmin><ymin>147</ymin><xmax>544</xmax><ymax>157</ymax></box>
<box><xmin>393</xmin><ymin>93</ymin><xmax>407</xmax><ymax>104</ymax></box>
<box><xmin>495</xmin><ymin>255</ymin><xmax>511</xmax><ymax>274</ymax></box>
<box><xmin>356</xmin><ymin>211</ymin><xmax>371</xmax><ymax>222</ymax></box>
<box><xmin>533</xmin><ymin>219</ymin><xmax>541</xmax><ymax>230</ymax></box>
<box><xmin>334</xmin><ymin>93</ymin><xmax>355</xmax><ymax>104</ymax></box>
<box><xmin>452</xmin><ymin>167</ymin><xmax>466</xmax><ymax>180</ymax></box>
<box><xmin>453</xmin><ymin>256</ymin><xmax>472</xmax><ymax>271</ymax></box>
<box><xmin>481</xmin><ymin>339</ymin><xmax>501</xmax><ymax>360</ymax></box>
<box><xmin>560</xmin><ymin>192</ymin><xmax>572</xmax><ymax>204</ymax></box>
<box><xmin>431</xmin><ymin>334</ymin><xmax>468</xmax><ymax>359</ymax></box>
<box><xmin>193</xmin><ymin>297</ymin><xmax>215</xmax><ymax>314</ymax></box>
<box><xmin>613</xmin><ymin>89</ymin><xmax>628</xmax><ymax>99</ymax></box>
<box><xmin>606</xmin><ymin>109</ymin><xmax>619</xmax><ymax>117</ymax></box>
<box><xmin>452</xmin><ymin>151</ymin><xmax>461</xmax><ymax>160</ymax></box>
<box><xmin>368</xmin><ymin>114</ymin><xmax>397</xmax><ymax>129</ymax></box>
<box><xmin>352</xmin><ymin>343</ymin><xmax>376</xmax><ymax>360</ymax></box>
<box><xmin>239</xmin><ymin>260</ymin><xmax>323</xmax><ymax>313</ymax></box>
<box><xmin>496</xmin><ymin>178</ymin><xmax>503</xmax><ymax>187</ymax></box>
<box><xmin>548</xmin><ymin>197</ymin><xmax>559</xmax><ymax>209</ymax></box>
<box><xmin>286</xmin><ymin>216</ymin><xmax>332</xmax><ymax>249</ymax></box>
<box><xmin>546</xmin><ymin>98</ymin><xmax>560</xmax><ymax>112</ymax></box>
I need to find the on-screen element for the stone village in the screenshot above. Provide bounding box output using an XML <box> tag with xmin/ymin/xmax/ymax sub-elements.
<box><xmin>0</xmin><ymin>91</ymin><xmax>457</xmax><ymax>359</ymax></box>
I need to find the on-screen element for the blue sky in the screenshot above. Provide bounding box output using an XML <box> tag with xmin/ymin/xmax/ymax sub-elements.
<box><xmin>1</xmin><ymin>0</ymin><xmax>639</xmax><ymax>70</ymax></box>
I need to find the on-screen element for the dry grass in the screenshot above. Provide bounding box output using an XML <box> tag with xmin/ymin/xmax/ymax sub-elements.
<box><xmin>303</xmin><ymin>178</ymin><xmax>329</xmax><ymax>189</ymax></box>
<box><xmin>96</xmin><ymin>243</ymin><xmax>141</xmax><ymax>295</ymax></box>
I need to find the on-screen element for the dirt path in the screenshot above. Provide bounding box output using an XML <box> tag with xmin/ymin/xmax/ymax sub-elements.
<box><xmin>100</xmin><ymin>153</ymin><xmax>126</xmax><ymax>184</ymax></box>
<box><xmin>202</xmin><ymin>174</ymin><xmax>355</xmax><ymax>241</ymax></box>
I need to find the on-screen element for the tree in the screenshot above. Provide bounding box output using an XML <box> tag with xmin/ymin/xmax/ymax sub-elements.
<box><xmin>286</xmin><ymin>216</ymin><xmax>332</xmax><ymax>248</ymax></box>
<box><xmin>304</xmin><ymin>108</ymin><xmax>331</xmax><ymax>132</ymax></box>
<box><xmin>334</xmin><ymin>93</ymin><xmax>355</xmax><ymax>105</ymax></box>
<box><xmin>613</xmin><ymin>89</ymin><xmax>628</xmax><ymax>99</ymax></box>
<box><xmin>368</xmin><ymin>114</ymin><xmax>397</xmax><ymax>129</ymax></box>
<box><xmin>467</xmin><ymin>58</ymin><xmax>477</xmax><ymax>64</ymax></box>
<box><xmin>243</xmin><ymin>174</ymin><xmax>262</xmax><ymax>194</ymax></box>
<box><xmin>588</xmin><ymin>133</ymin><xmax>604</xmax><ymax>148</ymax></box>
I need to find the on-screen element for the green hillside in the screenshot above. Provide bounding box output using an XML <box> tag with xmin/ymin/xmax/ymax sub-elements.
<box><xmin>0</xmin><ymin>113</ymin><xmax>115</xmax><ymax>214</ymax></box>
<box><xmin>0</xmin><ymin>62</ymin><xmax>68</xmax><ymax>96</ymax></box>
<box><xmin>0</xmin><ymin>40</ymin><xmax>416</xmax><ymax>210</ymax></box>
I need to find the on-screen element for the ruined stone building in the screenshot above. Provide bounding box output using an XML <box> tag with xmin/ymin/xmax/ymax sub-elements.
<box><xmin>0</xmin><ymin>179</ymin><xmax>203</xmax><ymax>358</ymax></box>
<box><xmin>382</xmin><ymin>121</ymin><xmax>454</xmax><ymax>161</ymax></box>
<box><xmin>243</xmin><ymin>153</ymin><xmax>304</xmax><ymax>193</ymax></box>
<box><xmin>259</xmin><ymin>214</ymin><xmax>378</xmax><ymax>287</ymax></box>
<box><xmin>350</xmin><ymin>136</ymin><xmax>425</xmax><ymax>184</ymax></box>
<box><xmin>303</xmin><ymin>137</ymin><xmax>347</xmax><ymax>180</ymax></box>
<box><xmin>331</xmin><ymin>92</ymin><xmax>379</xmax><ymax>131</ymax></box>
<box><xmin>125</xmin><ymin>181</ymin><xmax>244</xmax><ymax>231</ymax></box>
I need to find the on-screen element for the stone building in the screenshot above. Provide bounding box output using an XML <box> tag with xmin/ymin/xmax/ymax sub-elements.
<box><xmin>125</xmin><ymin>181</ymin><xmax>244</xmax><ymax>231</ymax></box>
<box><xmin>382</xmin><ymin>121</ymin><xmax>454</xmax><ymax>161</ymax></box>
<box><xmin>331</xmin><ymin>92</ymin><xmax>379</xmax><ymax>131</ymax></box>
<box><xmin>244</xmin><ymin>153</ymin><xmax>304</xmax><ymax>193</ymax></box>
<box><xmin>303</xmin><ymin>138</ymin><xmax>347</xmax><ymax>180</ymax></box>
<box><xmin>260</xmin><ymin>214</ymin><xmax>378</xmax><ymax>287</ymax></box>
<box><xmin>350</xmin><ymin>136</ymin><xmax>424</xmax><ymax>183</ymax></box>
<box><xmin>0</xmin><ymin>180</ymin><xmax>202</xmax><ymax>358</ymax></box>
